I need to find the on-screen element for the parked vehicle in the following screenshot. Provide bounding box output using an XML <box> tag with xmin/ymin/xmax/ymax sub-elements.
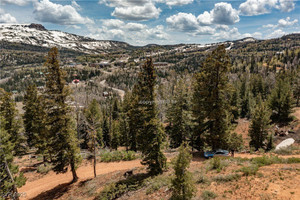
<box><xmin>204</xmin><ymin>149</ymin><xmax>229</xmax><ymax>159</ymax></box>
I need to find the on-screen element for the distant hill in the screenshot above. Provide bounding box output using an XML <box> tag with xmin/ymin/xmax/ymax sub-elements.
<box><xmin>0</xmin><ymin>24</ymin><xmax>133</xmax><ymax>54</ymax></box>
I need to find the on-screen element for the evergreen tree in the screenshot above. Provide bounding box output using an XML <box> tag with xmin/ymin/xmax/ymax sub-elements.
<box><xmin>119</xmin><ymin>92</ymin><xmax>130</xmax><ymax>150</ymax></box>
<box><xmin>269</xmin><ymin>76</ymin><xmax>294</xmax><ymax>123</ymax></box>
<box><xmin>192</xmin><ymin>45</ymin><xmax>231</xmax><ymax>150</ymax></box>
<box><xmin>102</xmin><ymin>117</ymin><xmax>110</xmax><ymax>148</ymax></box>
<box><xmin>171</xmin><ymin>143</ymin><xmax>195</xmax><ymax>200</ymax></box>
<box><xmin>0</xmin><ymin>92</ymin><xmax>25</xmax><ymax>156</ymax></box>
<box><xmin>249</xmin><ymin>96</ymin><xmax>271</xmax><ymax>150</ymax></box>
<box><xmin>135</xmin><ymin>58</ymin><xmax>166</xmax><ymax>175</ymax></box>
<box><xmin>111</xmin><ymin>120</ymin><xmax>120</xmax><ymax>150</ymax></box>
<box><xmin>23</xmin><ymin>85</ymin><xmax>49</xmax><ymax>161</ymax></box>
<box><xmin>0</xmin><ymin>117</ymin><xmax>26</xmax><ymax>200</ymax></box>
<box><xmin>43</xmin><ymin>47</ymin><xmax>81</xmax><ymax>182</ymax></box>
<box><xmin>112</xmin><ymin>99</ymin><xmax>120</xmax><ymax>120</ymax></box>
<box><xmin>166</xmin><ymin>79</ymin><xmax>193</xmax><ymax>148</ymax></box>
<box><xmin>84</xmin><ymin>99</ymin><xmax>102</xmax><ymax>178</ymax></box>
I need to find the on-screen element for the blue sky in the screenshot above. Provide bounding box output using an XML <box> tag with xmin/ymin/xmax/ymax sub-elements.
<box><xmin>0</xmin><ymin>0</ymin><xmax>299</xmax><ymax>45</ymax></box>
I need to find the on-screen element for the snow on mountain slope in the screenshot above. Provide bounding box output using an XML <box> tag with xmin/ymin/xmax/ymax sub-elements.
<box><xmin>0</xmin><ymin>24</ymin><xmax>131</xmax><ymax>53</ymax></box>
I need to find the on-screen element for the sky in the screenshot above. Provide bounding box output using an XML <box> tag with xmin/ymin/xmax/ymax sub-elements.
<box><xmin>0</xmin><ymin>0</ymin><xmax>299</xmax><ymax>46</ymax></box>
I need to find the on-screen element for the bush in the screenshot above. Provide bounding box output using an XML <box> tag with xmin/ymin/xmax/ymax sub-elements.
<box><xmin>37</xmin><ymin>163</ymin><xmax>52</xmax><ymax>174</ymax></box>
<box><xmin>145</xmin><ymin>175</ymin><xmax>171</xmax><ymax>194</ymax></box>
<box><xmin>209</xmin><ymin>157</ymin><xmax>228</xmax><ymax>171</ymax></box>
<box><xmin>239</xmin><ymin>165</ymin><xmax>259</xmax><ymax>176</ymax></box>
<box><xmin>99</xmin><ymin>150</ymin><xmax>137</xmax><ymax>162</ymax></box>
<box><xmin>212</xmin><ymin>173</ymin><xmax>241</xmax><ymax>182</ymax></box>
<box><xmin>251</xmin><ymin>155</ymin><xmax>282</xmax><ymax>167</ymax></box>
<box><xmin>201</xmin><ymin>190</ymin><xmax>218</xmax><ymax>200</ymax></box>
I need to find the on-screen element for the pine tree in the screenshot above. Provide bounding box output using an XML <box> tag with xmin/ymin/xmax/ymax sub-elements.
<box><xmin>171</xmin><ymin>142</ymin><xmax>195</xmax><ymax>200</ymax></box>
<box><xmin>43</xmin><ymin>47</ymin><xmax>81</xmax><ymax>183</ymax></box>
<box><xmin>119</xmin><ymin>92</ymin><xmax>130</xmax><ymax>150</ymax></box>
<box><xmin>0</xmin><ymin>117</ymin><xmax>26</xmax><ymax>200</ymax></box>
<box><xmin>23</xmin><ymin>84</ymin><xmax>49</xmax><ymax>161</ymax></box>
<box><xmin>269</xmin><ymin>76</ymin><xmax>294</xmax><ymax>123</ymax></box>
<box><xmin>192</xmin><ymin>45</ymin><xmax>231</xmax><ymax>150</ymax></box>
<box><xmin>112</xmin><ymin>99</ymin><xmax>120</xmax><ymax>120</ymax></box>
<box><xmin>111</xmin><ymin>120</ymin><xmax>120</xmax><ymax>150</ymax></box>
<box><xmin>135</xmin><ymin>58</ymin><xmax>167</xmax><ymax>175</ymax></box>
<box><xmin>102</xmin><ymin>117</ymin><xmax>110</xmax><ymax>148</ymax></box>
<box><xmin>0</xmin><ymin>92</ymin><xmax>25</xmax><ymax>156</ymax></box>
<box><xmin>84</xmin><ymin>99</ymin><xmax>102</xmax><ymax>178</ymax></box>
<box><xmin>249</xmin><ymin>96</ymin><xmax>271</xmax><ymax>150</ymax></box>
<box><xmin>166</xmin><ymin>79</ymin><xmax>193</xmax><ymax>148</ymax></box>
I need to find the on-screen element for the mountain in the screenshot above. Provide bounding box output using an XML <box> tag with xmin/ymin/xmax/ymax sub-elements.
<box><xmin>0</xmin><ymin>24</ymin><xmax>133</xmax><ymax>54</ymax></box>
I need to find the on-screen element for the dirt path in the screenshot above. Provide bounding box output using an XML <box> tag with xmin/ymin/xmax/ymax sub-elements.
<box><xmin>99</xmin><ymin>79</ymin><xmax>125</xmax><ymax>100</ymax></box>
<box><xmin>19</xmin><ymin>160</ymin><xmax>142</xmax><ymax>200</ymax></box>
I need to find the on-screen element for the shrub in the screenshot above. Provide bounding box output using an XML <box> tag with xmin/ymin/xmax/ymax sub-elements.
<box><xmin>209</xmin><ymin>157</ymin><xmax>228</xmax><ymax>171</ymax></box>
<box><xmin>212</xmin><ymin>173</ymin><xmax>241</xmax><ymax>182</ymax></box>
<box><xmin>145</xmin><ymin>175</ymin><xmax>171</xmax><ymax>195</ymax></box>
<box><xmin>239</xmin><ymin>164</ymin><xmax>259</xmax><ymax>176</ymax></box>
<box><xmin>37</xmin><ymin>163</ymin><xmax>52</xmax><ymax>174</ymax></box>
<box><xmin>201</xmin><ymin>190</ymin><xmax>218</xmax><ymax>200</ymax></box>
<box><xmin>99</xmin><ymin>150</ymin><xmax>137</xmax><ymax>162</ymax></box>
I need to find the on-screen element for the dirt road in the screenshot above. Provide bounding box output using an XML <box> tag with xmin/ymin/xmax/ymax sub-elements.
<box><xmin>19</xmin><ymin>160</ymin><xmax>142</xmax><ymax>200</ymax></box>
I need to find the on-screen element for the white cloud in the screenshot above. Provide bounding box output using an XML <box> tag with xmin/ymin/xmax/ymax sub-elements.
<box><xmin>157</xmin><ymin>0</ymin><xmax>194</xmax><ymax>6</ymax></box>
<box><xmin>194</xmin><ymin>26</ymin><xmax>215</xmax><ymax>35</ymax></box>
<box><xmin>263</xmin><ymin>17</ymin><xmax>298</xmax><ymax>28</ymax></box>
<box><xmin>71</xmin><ymin>1</ymin><xmax>81</xmax><ymax>11</ymax></box>
<box><xmin>197</xmin><ymin>11</ymin><xmax>213</xmax><ymax>25</ymax></box>
<box><xmin>87</xmin><ymin>19</ymin><xmax>168</xmax><ymax>45</ymax></box>
<box><xmin>166</xmin><ymin>12</ymin><xmax>199</xmax><ymax>31</ymax></box>
<box><xmin>0</xmin><ymin>8</ymin><xmax>17</xmax><ymax>23</ymax></box>
<box><xmin>266</xmin><ymin>29</ymin><xmax>286</xmax><ymax>38</ymax></box>
<box><xmin>211</xmin><ymin>2</ymin><xmax>240</xmax><ymax>25</ymax></box>
<box><xmin>0</xmin><ymin>0</ymin><xmax>30</xmax><ymax>6</ymax></box>
<box><xmin>124</xmin><ymin>22</ymin><xmax>147</xmax><ymax>31</ymax></box>
<box><xmin>33</xmin><ymin>0</ymin><xmax>94</xmax><ymax>25</ymax></box>
<box><xmin>102</xmin><ymin>19</ymin><xmax>125</xmax><ymax>29</ymax></box>
<box><xmin>277</xmin><ymin>0</ymin><xmax>295</xmax><ymax>12</ymax></box>
<box><xmin>112</xmin><ymin>3</ymin><xmax>161</xmax><ymax>21</ymax></box>
<box><xmin>239</xmin><ymin>0</ymin><xmax>295</xmax><ymax>16</ymax></box>
<box><xmin>99</xmin><ymin>0</ymin><xmax>149</xmax><ymax>7</ymax></box>
<box><xmin>212</xmin><ymin>27</ymin><xmax>242</xmax><ymax>40</ymax></box>
<box><xmin>197</xmin><ymin>3</ymin><xmax>239</xmax><ymax>25</ymax></box>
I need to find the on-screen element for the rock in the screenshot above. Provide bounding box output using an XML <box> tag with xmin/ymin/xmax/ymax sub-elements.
<box><xmin>27</xmin><ymin>23</ymin><xmax>47</xmax><ymax>31</ymax></box>
<box><xmin>275</xmin><ymin>138</ymin><xmax>295</xmax><ymax>150</ymax></box>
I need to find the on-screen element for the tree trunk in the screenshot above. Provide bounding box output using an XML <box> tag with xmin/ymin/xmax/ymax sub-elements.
<box><xmin>94</xmin><ymin>140</ymin><xmax>97</xmax><ymax>178</ymax></box>
<box><xmin>70</xmin><ymin>157</ymin><xmax>78</xmax><ymax>183</ymax></box>
<box><xmin>4</xmin><ymin>157</ymin><xmax>19</xmax><ymax>200</ymax></box>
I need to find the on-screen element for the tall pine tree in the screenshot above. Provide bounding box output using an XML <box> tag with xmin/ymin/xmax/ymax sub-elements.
<box><xmin>135</xmin><ymin>58</ymin><xmax>166</xmax><ymax>175</ymax></box>
<box><xmin>192</xmin><ymin>45</ymin><xmax>231</xmax><ymax>150</ymax></box>
<box><xmin>44</xmin><ymin>47</ymin><xmax>81</xmax><ymax>182</ymax></box>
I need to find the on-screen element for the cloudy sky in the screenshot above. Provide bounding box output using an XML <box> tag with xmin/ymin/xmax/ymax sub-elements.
<box><xmin>0</xmin><ymin>0</ymin><xmax>299</xmax><ymax>45</ymax></box>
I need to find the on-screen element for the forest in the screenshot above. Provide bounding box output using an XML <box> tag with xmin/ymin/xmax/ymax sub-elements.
<box><xmin>1</xmin><ymin>36</ymin><xmax>300</xmax><ymax>200</ymax></box>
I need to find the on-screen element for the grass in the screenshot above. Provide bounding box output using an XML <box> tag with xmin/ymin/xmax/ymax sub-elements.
<box><xmin>99</xmin><ymin>150</ymin><xmax>137</xmax><ymax>162</ymax></box>
<box><xmin>37</xmin><ymin>163</ymin><xmax>52</xmax><ymax>174</ymax></box>
<box><xmin>201</xmin><ymin>190</ymin><xmax>218</xmax><ymax>200</ymax></box>
<box><xmin>274</xmin><ymin>146</ymin><xmax>300</xmax><ymax>155</ymax></box>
